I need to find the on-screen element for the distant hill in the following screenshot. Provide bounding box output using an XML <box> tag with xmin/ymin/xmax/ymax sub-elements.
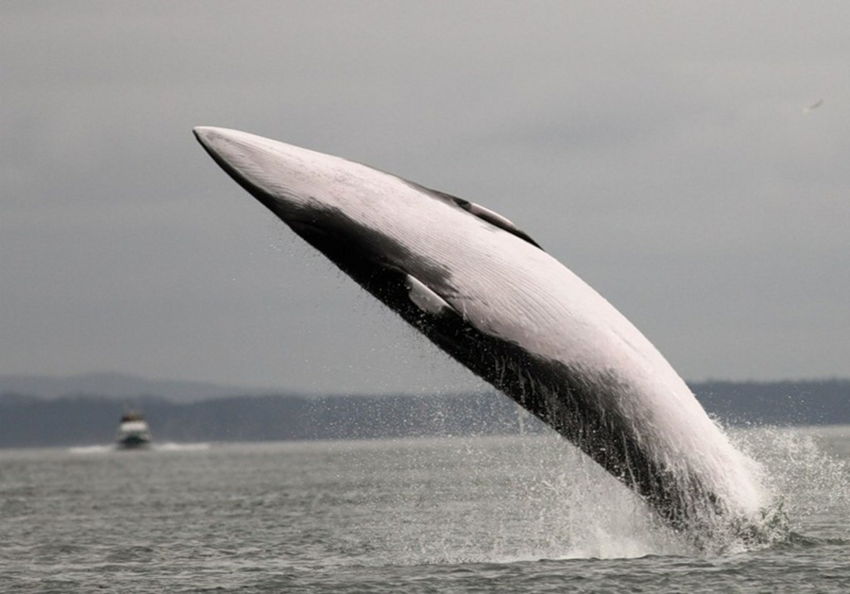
<box><xmin>695</xmin><ymin>379</ymin><xmax>850</xmax><ymax>426</ymax></box>
<box><xmin>0</xmin><ymin>378</ymin><xmax>847</xmax><ymax>448</ymax></box>
<box><xmin>0</xmin><ymin>392</ymin><xmax>532</xmax><ymax>448</ymax></box>
<box><xmin>0</xmin><ymin>372</ymin><xmax>274</xmax><ymax>403</ymax></box>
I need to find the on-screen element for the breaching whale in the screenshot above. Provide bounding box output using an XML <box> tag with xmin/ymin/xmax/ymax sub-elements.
<box><xmin>194</xmin><ymin>127</ymin><xmax>765</xmax><ymax>542</ymax></box>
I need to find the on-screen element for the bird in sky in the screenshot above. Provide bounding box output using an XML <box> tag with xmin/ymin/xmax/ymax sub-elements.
<box><xmin>803</xmin><ymin>99</ymin><xmax>824</xmax><ymax>114</ymax></box>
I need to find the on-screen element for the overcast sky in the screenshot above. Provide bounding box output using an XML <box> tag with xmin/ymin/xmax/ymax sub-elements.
<box><xmin>2</xmin><ymin>2</ymin><xmax>848</xmax><ymax>394</ymax></box>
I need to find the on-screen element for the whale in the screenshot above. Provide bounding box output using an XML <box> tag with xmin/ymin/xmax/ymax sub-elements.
<box><xmin>194</xmin><ymin>126</ymin><xmax>765</xmax><ymax>543</ymax></box>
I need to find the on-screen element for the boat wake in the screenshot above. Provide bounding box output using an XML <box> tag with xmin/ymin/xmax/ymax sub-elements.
<box><xmin>154</xmin><ymin>442</ymin><xmax>212</xmax><ymax>452</ymax></box>
<box><xmin>67</xmin><ymin>444</ymin><xmax>114</xmax><ymax>455</ymax></box>
<box><xmin>68</xmin><ymin>442</ymin><xmax>212</xmax><ymax>454</ymax></box>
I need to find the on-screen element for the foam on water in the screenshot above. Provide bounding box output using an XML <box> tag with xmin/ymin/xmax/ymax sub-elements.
<box><xmin>67</xmin><ymin>445</ymin><xmax>114</xmax><ymax>455</ymax></box>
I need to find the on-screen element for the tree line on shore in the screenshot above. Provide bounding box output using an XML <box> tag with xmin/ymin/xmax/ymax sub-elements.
<box><xmin>0</xmin><ymin>379</ymin><xmax>847</xmax><ymax>448</ymax></box>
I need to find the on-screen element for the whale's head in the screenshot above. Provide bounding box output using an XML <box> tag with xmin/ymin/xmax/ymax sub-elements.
<box><xmin>194</xmin><ymin>126</ymin><xmax>541</xmax><ymax>297</ymax></box>
<box><xmin>194</xmin><ymin>126</ymin><xmax>375</xmax><ymax>227</ymax></box>
<box><xmin>195</xmin><ymin>126</ymin><xmax>435</xmax><ymax>281</ymax></box>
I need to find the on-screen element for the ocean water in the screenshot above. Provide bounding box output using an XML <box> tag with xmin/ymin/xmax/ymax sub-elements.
<box><xmin>1</xmin><ymin>426</ymin><xmax>848</xmax><ymax>593</ymax></box>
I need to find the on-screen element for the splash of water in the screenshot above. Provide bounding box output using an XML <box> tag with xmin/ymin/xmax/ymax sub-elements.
<box><xmin>731</xmin><ymin>425</ymin><xmax>850</xmax><ymax>543</ymax></box>
<box><xmin>344</xmin><ymin>423</ymin><xmax>848</xmax><ymax>563</ymax></box>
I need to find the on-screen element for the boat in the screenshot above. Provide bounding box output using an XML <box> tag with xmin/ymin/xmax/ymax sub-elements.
<box><xmin>115</xmin><ymin>411</ymin><xmax>152</xmax><ymax>449</ymax></box>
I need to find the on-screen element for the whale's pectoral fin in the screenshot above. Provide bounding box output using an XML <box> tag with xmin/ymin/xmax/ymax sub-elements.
<box><xmin>405</xmin><ymin>275</ymin><xmax>459</xmax><ymax>317</ymax></box>
<box><xmin>433</xmin><ymin>191</ymin><xmax>543</xmax><ymax>250</ymax></box>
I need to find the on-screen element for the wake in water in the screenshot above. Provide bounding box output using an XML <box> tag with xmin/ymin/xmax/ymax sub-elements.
<box><xmin>154</xmin><ymin>442</ymin><xmax>213</xmax><ymax>452</ymax></box>
<box><xmin>68</xmin><ymin>442</ymin><xmax>212</xmax><ymax>454</ymax></box>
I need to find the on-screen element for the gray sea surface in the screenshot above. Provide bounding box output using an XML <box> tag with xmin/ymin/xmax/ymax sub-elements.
<box><xmin>1</xmin><ymin>426</ymin><xmax>848</xmax><ymax>593</ymax></box>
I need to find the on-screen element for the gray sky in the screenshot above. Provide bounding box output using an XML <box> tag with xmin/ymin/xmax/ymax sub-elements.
<box><xmin>2</xmin><ymin>2</ymin><xmax>848</xmax><ymax>394</ymax></box>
